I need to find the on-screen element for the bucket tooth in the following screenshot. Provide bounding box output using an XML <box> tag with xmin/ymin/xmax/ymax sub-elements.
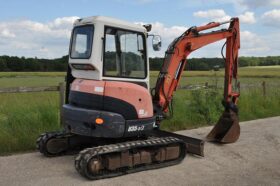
<box><xmin>207</xmin><ymin>110</ymin><xmax>240</xmax><ymax>143</ymax></box>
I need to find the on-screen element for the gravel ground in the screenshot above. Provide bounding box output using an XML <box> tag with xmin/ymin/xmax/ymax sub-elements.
<box><xmin>0</xmin><ymin>116</ymin><xmax>279</xmax><ymax>186</ymax></box>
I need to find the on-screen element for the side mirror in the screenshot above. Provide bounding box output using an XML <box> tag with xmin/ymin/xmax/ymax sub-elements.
<box><xmin>152</xmin><ymin>35</ymin><xmax>161</xmax><ymax>51</ymax></box>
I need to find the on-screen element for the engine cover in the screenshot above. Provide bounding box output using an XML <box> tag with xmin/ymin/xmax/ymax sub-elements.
<box><xmin>69</xmin><ymin>79</ymin><xmax>153</xmax><ymax>120</ymax></box>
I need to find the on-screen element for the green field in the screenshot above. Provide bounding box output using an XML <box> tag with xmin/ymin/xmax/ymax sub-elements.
<box><xmin>0</xmin><ymin>66</ymin><xmax>280</xmax><ymax>155</ymax></box>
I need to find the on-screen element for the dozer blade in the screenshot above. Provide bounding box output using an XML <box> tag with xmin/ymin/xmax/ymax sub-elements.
<box><xmin>207</xmin><ymin>110</ymin><xmax>240</xmax><ymax>143</ymax></box>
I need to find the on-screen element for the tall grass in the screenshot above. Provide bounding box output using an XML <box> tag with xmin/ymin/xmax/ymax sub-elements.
<box><xmin>0</xmin><ymin>92</ymin><xmax>60</xmax><ymax>155</ymax></box>
<box><xmin>1</xmin><ymin>85</ymin><xmax>279</xmax><ymax>155</ymax></box>
<box><xmin>161</xmin><ymin>85</ymin><xmax>280</xmax><ymax>132</ymax></box>
<box><xmin>0</xmin><ymin>69</ymin><xmax>280</xmax><ymax>155</ymax></box>
<box><xmin>238</xmin><ymin>87</ymin><xmax>280</xmax><ymax>121</ymax></box>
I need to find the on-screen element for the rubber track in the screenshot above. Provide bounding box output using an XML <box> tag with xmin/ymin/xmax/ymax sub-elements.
<box><xmin>36</xmin><ymin>131</ymin><xmax>74</xmax><ymax>157</ymax></box>
<box><xmin>74</xmin><ymin>136</ymin><xmax>186</xmax><ymax>180</ymax></box>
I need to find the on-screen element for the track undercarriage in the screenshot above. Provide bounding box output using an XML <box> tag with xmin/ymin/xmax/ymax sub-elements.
<box><xmin>75</xmin><ymin>137</ymin><xmax>186</xmax><ymax>180</ymax></box>
<box><xmin>36</xmin><ymin>108</ymin><xmax>239</xmax><ymax>180</ymax></box>
<box><xmin>37</xmin><ymin>130</ymin><xmax>204</xmax><ymax>180</ymax></box>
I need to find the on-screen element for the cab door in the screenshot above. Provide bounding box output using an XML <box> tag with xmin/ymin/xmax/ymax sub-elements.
<box><xmin>102</xmin><ymin>26</ymin><xmax>149</xmax><ymax>89</ymax></box>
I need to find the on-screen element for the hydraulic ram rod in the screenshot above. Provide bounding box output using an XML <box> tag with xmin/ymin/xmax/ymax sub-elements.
<box><xmin>196</xmin><ymin>19</ymin><xmax>232</xmax><ymax>32</ymax></box>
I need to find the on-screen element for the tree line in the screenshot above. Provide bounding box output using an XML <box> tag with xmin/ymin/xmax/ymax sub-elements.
<box><xmin>0</xmin><ymin>55</ymin><xmax>68</xmax><ymax>72</ymax></box>
<box><xmin>0</xmin><ymin>55</ymin><xmax>279</xmax><ymax>72</ymax></box>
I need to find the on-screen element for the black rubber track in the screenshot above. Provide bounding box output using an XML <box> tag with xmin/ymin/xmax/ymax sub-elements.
<box><xmin>36</xmin><ymin>131</ymin><xmax>74</xmax><ymax>157</ymax></box>
<box><xmin>74</xmin><ymin>137</ymin><xmax>186</xmax><ymax>180</ymax></box>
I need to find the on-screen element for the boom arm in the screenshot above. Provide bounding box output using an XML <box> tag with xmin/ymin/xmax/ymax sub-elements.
<box><xmin>153</xmin><ymin>18</ymin><xmax>240</xmax><ymax>115</ymax></box>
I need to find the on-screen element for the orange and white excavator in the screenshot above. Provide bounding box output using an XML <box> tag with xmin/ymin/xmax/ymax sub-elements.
<box><xmin>37</xmin><ymin>16</ymin><xmax>240</xmax><ymax>180</ymax></box>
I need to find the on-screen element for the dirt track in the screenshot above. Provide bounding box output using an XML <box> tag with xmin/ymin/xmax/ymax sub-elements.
<box><xmin>0</xmin><ymin>116</ymin><xmax>280</xmax><ymax>186</ymax></box>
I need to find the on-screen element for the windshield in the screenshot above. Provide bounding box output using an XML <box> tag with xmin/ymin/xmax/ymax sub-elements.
<box><xmin>103</xmin><ymin>27</ymin><xmax>146</xmax><ymax>79</ymax></box>
<box><xmin>70</xmin><ymin>25</ymin><xmax>94</xmax><ymax>59</ymax></box>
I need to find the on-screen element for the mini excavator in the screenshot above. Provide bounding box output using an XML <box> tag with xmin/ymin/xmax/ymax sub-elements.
<box><xmin>37</xmin><ymin>16</ymin><xmax>240</xmax><ymax>180</ymax></box>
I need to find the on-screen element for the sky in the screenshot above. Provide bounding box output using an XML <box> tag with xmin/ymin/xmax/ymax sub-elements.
<box><xmin>0</xmin><ymin>0</ymin><xmax>280</xmax><ymax>59</ymax></box>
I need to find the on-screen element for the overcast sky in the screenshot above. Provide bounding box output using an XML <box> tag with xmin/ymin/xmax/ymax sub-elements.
<box><xmin>0</xmin><ymin>0</ymin><xmax>279</xmax><ymax>59</ymax></box>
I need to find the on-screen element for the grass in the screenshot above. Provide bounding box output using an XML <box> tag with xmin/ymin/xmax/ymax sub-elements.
<box><xmin>150</xmin><ymin>65</ymin><xmax>280</xmax><ymax>78</ymax></box>
<box><xmin>0</xmin><ymin>72</ymin><xmax>65</xmax><ymax>78</ymax></box>
<box><xmin>0</xmin><ymin>66</ymin><xmax>280</xmax><ymax>155</ymax></box>
<box><xmin>160</xmin><ymin>86</ymin><xmax>280</xmax><ymax>132</ymax></box>
<box><xmin>238</xmin><ymin>87</ymin><xmax>280</xmax><ymax>121</ymax></box>
<box><xmin>0</xmin><ymin>76</ymin><xmax>64</xmax><ymax>88</ymax></box>
<box><xmin>0</xmin><ymin>92</ymin><xmax>60</xmax><ymax>155</ymax></box>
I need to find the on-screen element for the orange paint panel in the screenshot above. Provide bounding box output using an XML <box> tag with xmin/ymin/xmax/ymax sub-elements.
<box><xmin>105</xmin><ymin>81</ymin><xmax>153</xmax><ymax>119</ymax></box>
<box><xmin>71</xmin><ymin>79</ymin><xmax>105</xmax><ymax>96</ymax></box>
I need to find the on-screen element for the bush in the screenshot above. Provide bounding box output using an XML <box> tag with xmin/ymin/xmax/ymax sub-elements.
<box><xmin>189</xmin><ymin>88</ymin><xmax>223</xmax><ymax>124</ymax></box>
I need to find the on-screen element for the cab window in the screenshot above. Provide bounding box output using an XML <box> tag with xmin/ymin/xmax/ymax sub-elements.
<box><xmin>70</xmin><ymin>25</ymin><xmax>94</xmax><ymax>59</ymax></box>
<box><xmin>103</xmin><ymin>27</ymin><xmax>146</xmax><ymax>79</ymax></box>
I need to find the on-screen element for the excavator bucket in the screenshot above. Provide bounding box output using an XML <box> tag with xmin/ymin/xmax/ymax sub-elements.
<box><xmin>207</xmin><ymin>110</ymin><xmax>240</xmax><ymax>143</ymax></box>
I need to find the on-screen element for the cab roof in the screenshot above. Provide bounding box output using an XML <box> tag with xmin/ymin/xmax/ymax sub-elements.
<box><xmin>73</xmin><ymin>16</ymin><xmax>147</xmax><ymax>33</ymax></box>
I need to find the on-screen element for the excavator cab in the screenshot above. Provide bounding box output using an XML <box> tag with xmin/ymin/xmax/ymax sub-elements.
<box><xmin>68</xmin><ymin>16</ymin><xmax>162</xmax><ymax>90</ymax></box>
